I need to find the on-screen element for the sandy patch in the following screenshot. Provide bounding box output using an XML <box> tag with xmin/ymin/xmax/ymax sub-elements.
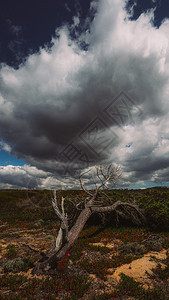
<box><xmin>17</xmin><ymin>268</ymin><xmax>52</xmax><ymax>280</ymax></box>
<box><xmin>107</xmin><ymin>249</ymin><xmax>167</xmax><ymax>289</ymax></box>
<box><xmin>90</xmin><ymin>239</ymin><xmax>122</xmax><ymax>249</ymax></box>
<box><xmin>0</xmin><ymin>241</ymin><xmax>18</xmax><ymax>259</ymax></box>
<box><xmin>89</xmin><ymin>274</ymin><xmax>98</xmax><ymax>281</ymax></box>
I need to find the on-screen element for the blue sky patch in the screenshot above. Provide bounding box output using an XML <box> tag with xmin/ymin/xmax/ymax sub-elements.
<box><xmin>0</xmin><ymin>149</ymin><xmax>26</xmax><ymax>166</ymax></box>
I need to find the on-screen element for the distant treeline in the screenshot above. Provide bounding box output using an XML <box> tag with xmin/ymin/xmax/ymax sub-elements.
<box><xmin>0</xmin><ymin>187</ymin><xmax>169</xmax><ymax>230</ymax></box>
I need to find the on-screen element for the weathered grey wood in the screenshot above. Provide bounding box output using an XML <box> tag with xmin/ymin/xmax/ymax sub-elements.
<box><xmin>32</xmin><ymin>165</ymin><xmax>146</xmax><ymax>275</ymax></box>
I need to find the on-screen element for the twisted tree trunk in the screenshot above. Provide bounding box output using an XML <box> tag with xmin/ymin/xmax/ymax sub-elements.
<box><xmin>32</xmin><ymin>196</ymin><xmax>146</xmax><ymax>275</ymax></box>
<box><xmin>32</xmin><ymin>166</ymin><xmax>146</xmax><ymax>275</ymax></box>
<box><xmin>32</xmin><ymin>193</ymin><xmax>96</xmax><ymax>275</ymax></box>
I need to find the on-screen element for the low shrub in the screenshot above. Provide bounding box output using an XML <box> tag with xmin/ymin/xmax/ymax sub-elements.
<box><xmin>4</xmin><ymin>257</ymin><xmax>25</xmax><ymax>273</ymax></box>
<box><xmin>32</xmin><ymin>219</ymin><xmax>44</xmax><ymax>228</ymax></box>
<box><xmin>0</xmin><ymin>274</ymin><xmax>27</xmax><ymax>291</ymax></box>
<box><xmin>118</xmin><ymin>242</ymin><xmax>145</xmax><ymax>255</ymax></box>
<box><xmin>117</xmin><ymin>273</ymin><xmax>145</xmax><ymax>297</ymax></box>
<box><xmin>117</xmin><ymin>273</ymin><xmax>167</xmax><ymax>300</ymax></box>
<box><xmin>152</xmin><ymin>263</ymin><xmax>169</xmax><ymax>280</ymax></box>
<box><xmin>79</xmin><ymin>254</ymin><xmax>135</xmax><ymax>280</ymax></box>
<box><xmin>46</xmin><ymin>234</ymin><xmax>54</xmax><ymax>239</ymax></box>
<box><xmin>144</xmin><ymin>240</ymin><xmax>163</xmax><ymax>251</ymax></box>
<box><xmin>6</xmin><ymin>244</ymin><xmax>17</xmax><ymax>258</ymax></box>
<box><xmin>4</xmin><ymin>257</ymin><xmax>34</xmax><ymax>273</ymax></box>
<box><xmin>0</xmin><ymin>272</ymin><xmax>91</xmax><ymax>299</ymax></box>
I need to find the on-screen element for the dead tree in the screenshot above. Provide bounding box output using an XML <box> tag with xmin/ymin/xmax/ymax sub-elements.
<box><xmin>32</xmin><ymin>165</ymin><xmax>146</xmax><ymax>275</ymax></box>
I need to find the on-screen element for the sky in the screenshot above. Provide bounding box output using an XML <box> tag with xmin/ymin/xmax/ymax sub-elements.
<box><xmin>0</xmin><ymin>0</ymin><xmax>169</xmax><ymax>190</ymax></box>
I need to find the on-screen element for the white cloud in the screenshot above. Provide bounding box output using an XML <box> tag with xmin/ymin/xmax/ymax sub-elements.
<box><xmin>0</xmin><ymin>141</ymin><xmax>11</xmax><ymax>153</ymax></box>
<box><xmin>0</xmin><ymin>165</ymin><xmax>50</xmax><ymax>189</ymax></box>
<box><xmin>0</xmin><ymin>164</ymin><xmax>79</xmax><ymax>189</ymax></box>
<box><xmin>0</xmin><ymin>0</ymin><xmax>169</xmax><ymax>188</ymax></box>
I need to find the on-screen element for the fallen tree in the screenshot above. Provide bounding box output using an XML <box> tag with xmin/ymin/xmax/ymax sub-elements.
<box><xmin>32</xmin><ymin>165</ymin><xmax>146</xmax><ymax>275</ymax></box>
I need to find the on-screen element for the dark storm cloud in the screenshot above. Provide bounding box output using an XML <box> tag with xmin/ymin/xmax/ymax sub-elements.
<box><xmin>0</xmin><ymin>0</ymin><xmax>169</xmax><ymax>188</ymax></box>
<box><xmin>7</xmin><ymin>20</ymin><xmax>22</xmax><ymax>37</ymax></box>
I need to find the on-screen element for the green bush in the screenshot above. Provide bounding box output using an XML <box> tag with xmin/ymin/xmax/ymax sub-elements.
<box><xmin>33</xmin><ymin>219</ymin><xmax>44</xmax><ymax>228</ymax></box>
<box><xmin>134</xmin><ymin>189</ymin><xmax>169</xmax><ymax>230</ymax></box>
<box><xmin>4</xmin><ymin>257</ymin><xmax>25</xmax><ymax>273</ymax></box>
<box><xmin>118</xmin><ymin>242</ymin><xmax>145</xmax><ymax>255</ymax></box>
<box><xmin>144</xmin><ymin>240</ymin><xmax>162</xmax><ymax>251</ymax></box>
<box><xmin>117</xmin><ymin>273</ymin><xmax>145</xmax><ymax>297</ymax></box>
<box><xmin>4</xmin><ymin>257</ymin><xmax>34</xmax><ymax>273</ymax></box>
<box><xmin>46</xmin><ymin>234</ymin><xmax>54</xmax><ymax>239</ymax></box>
<box><xmin>116</xmin><ymin>273</ymin><xmax>168</xmax><ymax>300</ymax></box>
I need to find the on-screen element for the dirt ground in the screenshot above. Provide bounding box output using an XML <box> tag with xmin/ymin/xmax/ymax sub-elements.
<box><xmin>0</xmin><ymin>222</ymin><xmax>169</xmax><ymax>299</ymax></box>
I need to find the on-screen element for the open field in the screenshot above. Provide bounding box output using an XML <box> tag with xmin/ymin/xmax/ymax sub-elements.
<box><xmin>0</xmin><ymin>188</ymin><xmax>169</xmax><ymax>299</ymax></box>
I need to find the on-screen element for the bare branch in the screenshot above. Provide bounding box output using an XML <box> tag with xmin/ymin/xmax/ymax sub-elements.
<box><xmin>79</xmin><ymin>169</ymin><xmax>93</xmax><ymax>196</ymax></box>
<box><xmin>95</xmin><ymin>165</ymin><xmax>122</xmax><ymax>190</ymax></box>
<box><xmin>75</xmin><ymin>198</ymin><xmax>87</xmax><ymax>210</ymax></box>
<box><xmin>91</xmin><ymin>200</ymin><xmax>146</xmax><ymax>225</ymax></box>
<box><xmin>55</xmin><ymin>227</ymin><xmax>63</xmax><ymax>252</ymax></box>
<box><xmin>92</xmin><ymin>171</ymin><xmax>98</xmax><ymax>190</ymax></box>
<box><xmin>100</xmin><ymin>165</ymin><xmax>107</xmax><ymax>180</ymax></box>
<box><xmin>96</xmin><ymin>167</ymin><xmax>105</xmax><ymax>188</ymax></box>
<box><xmin>61</xmin><ymin>196</ymin><xmax>66</xmax><ymax>218</ymax></box>
<box><xmin>51</xmin><ymin>191</ymin><xmax>63</xmax><ymax>221</ymax></box>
